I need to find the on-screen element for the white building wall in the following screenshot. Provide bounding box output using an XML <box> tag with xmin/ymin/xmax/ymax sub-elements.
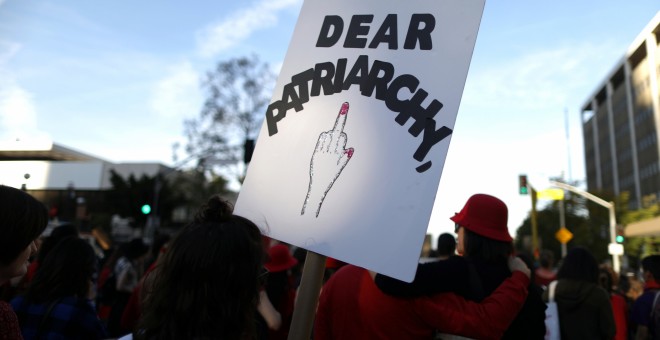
<box><xmin>0</xmin><ymin>161</ymin><xmax>106</xmax><ymax>190</ymax></box>
<box><xmin>0</xmin><ymin>161</ymin><xmax>168</xmax><ymax>190</ymax></box>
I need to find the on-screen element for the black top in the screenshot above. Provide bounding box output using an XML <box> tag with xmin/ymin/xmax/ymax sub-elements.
<box><xmin>375</xmin><ymin>256</ymin><xmax>547</xmax><ymax>339</ymax></box>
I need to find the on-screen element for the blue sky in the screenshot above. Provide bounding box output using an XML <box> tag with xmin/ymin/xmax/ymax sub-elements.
<box><xmin>1</xmin><ymin>0</ymin><xmax>658</xmax><ymax>241</ymax></box>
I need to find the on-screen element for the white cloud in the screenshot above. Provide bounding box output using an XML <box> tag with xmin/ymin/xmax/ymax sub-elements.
<box><xmin>0</xmin><ymin>41</ymin><xmax>51</xmax><ymax>142</ymax></box>
<box><xmin>424</xmin><ymin>42</ymin><xmax>622</xmax><ymax>238</ymax></box>
<box><xmin>149</xmin><ymin>61</ymin><xmax>202</xmax><ymax>119</ymax></box>
<box><xmin>0</xmin><ymin>86</ymin><xmax>36</xmax><ymax>127</ymax></box>
<box><xmin>464</xmin><ymin>43</ymin><xmax>614</xmax><ymax>113</ymax></box>
<box><xmin>0</xmin><ymin>41</ymin><xmax>20</xmax><ymax>66</ymax></box>
<box><xmin>0</xmin><ymin>82</ymin><xmax>52</xmax><ymax>142</ymax></box>
<box><xmin>454</xmin><ymin>41</ymin><xmax>620</xmax><ymax>181</ymax></box>
<box><xmin>196</xmin><ymin>0</ymin><xmax>302</xmax><ymax>58</ymax></box>
<box><xmin>427</xmin><ymin>127</ymin><xmax>569</xmax><ymax>236</ymax></box>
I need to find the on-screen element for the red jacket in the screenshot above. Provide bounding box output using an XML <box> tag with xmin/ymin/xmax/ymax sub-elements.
<box><xmin>314</xmin><ymin>265</ymin><xmax>529</xmax><ymax>340</ymax></box>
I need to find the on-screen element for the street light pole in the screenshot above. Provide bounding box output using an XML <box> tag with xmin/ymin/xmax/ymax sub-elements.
<box><xmin>559</xmin><ymin>197</ymin><xmax>567</xmax><ymax>258</ymax></box>
<box><xmin>549</xmin><ymin>180</ymin><xmax>619</xmax><ymax>273</ymax></box>
<box><xmin>608</xmin><ymin>204</ymin><xmax>618</xmax><ymax>271</ymax></box>
<box><xmin>531</xmin><ymin>188</ymin><xmax>539</xmax><ymax>259</ymax></box>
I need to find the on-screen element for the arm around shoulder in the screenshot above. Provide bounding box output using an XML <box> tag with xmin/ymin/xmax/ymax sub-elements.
<box><xmin>415</xmin><ymin>270</ymin><xmax>530</xmax><ymax>339</ymax></box>
<box><xmin>375</xmin><ymin>257</ymin><xmax>468</xmax><ymax>297</ymax></box>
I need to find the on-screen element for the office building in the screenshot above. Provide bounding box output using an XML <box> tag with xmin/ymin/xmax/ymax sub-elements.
<box><xmin>581</xmin><ymin>12</ymin><xmax>660</xmax><ymax>209</ymax></box>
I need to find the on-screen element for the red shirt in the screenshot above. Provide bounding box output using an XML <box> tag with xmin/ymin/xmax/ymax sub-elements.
<box><xmin>314</xmin><ymin>265</ymin><xmax>530</xmax><ymax>340</ymax></box>
<box><xmin>646</xmin><ymin>279</ymin><xmax>660</xmax><ymax>291</ymax></box>
<box><xmin>0</xmin><ymin>301</ymin><xmax>23</xmax><ymax>340</ymax></box>
<box><xmin>611</xmin><ymin>293</ymin><xmax>628</xmax><ymax>340</ymax></box>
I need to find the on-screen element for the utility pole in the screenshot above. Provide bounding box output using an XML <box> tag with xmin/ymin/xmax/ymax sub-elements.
<box><xmin>531</xmin><ymin>188</ymin><xmax>539</xmax><ymax>259</ymax></box>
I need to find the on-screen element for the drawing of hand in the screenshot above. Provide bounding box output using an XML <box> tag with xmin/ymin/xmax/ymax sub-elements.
<box><xmin>301</xmin><ymin>102</ymin><xmax>354</xmax><ymax>217</ymax></box>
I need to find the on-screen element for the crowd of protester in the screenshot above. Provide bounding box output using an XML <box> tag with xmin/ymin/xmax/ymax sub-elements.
<box><xmin>4</xmin><ymin>184</ymin><xmax>660</xmax><ymax>339</ymax></box>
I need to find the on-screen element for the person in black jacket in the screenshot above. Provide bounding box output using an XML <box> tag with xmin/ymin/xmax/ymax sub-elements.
<box><xmin>544</xmin><ymin>247</ymin><xmax>615</xmax><ymax>339</ymax></box>
<box><xmin>375</xmin><ymin>193</ymin><xmax>546</xmax><ymax>339</ymax></box>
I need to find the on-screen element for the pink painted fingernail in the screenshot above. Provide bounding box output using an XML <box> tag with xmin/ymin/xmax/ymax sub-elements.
<box><xmin>345</xmin><ymin>148</ymin><xmax>354</xmax><ymax>158</ymax></box>
<box><xmin>340</xmin><ymin>102</ymin><xmax>349</xmax><ymax>115</ymax></box>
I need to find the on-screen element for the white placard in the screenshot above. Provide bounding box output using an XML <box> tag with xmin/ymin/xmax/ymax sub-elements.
<box><xmin>235</xmin><ymin>0</ymin><xmax>485</xmax><ymax>282</ymax></box>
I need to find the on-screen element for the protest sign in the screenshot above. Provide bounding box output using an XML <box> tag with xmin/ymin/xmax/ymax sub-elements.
<box><xmin>235</xmin><ymin>0</ymin><xmax>485</xmax><ymax>282</ymax></box>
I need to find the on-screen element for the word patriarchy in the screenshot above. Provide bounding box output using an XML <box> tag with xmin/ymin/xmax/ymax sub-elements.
<box><xmin>265</xmin><ymin>55</ymin><xmax>452</xmax><ymax>173</ymax></box>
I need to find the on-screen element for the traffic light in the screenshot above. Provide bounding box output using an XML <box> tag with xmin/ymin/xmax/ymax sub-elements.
<box><xmin>616</xmin><ymin>224</ymin><xmax>625</xmax><ymax>243</ymax></box>
<box><xmin>244</xmin><ymin>139</ymin><xmax>255</xmax><ymax>164</ymax></box>
<box><xmin>518</xmin><ymin>175</ymin><xmax>529</xmax><ymax>195</ymax></box>
<box><xmin>141</xmin><ymin>204</ymin><xmax>151</xmax><ymax>215</ymax></box>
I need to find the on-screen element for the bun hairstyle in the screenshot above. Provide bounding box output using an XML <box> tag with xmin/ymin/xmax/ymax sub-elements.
<box><xmin>138</xmin><ymin>195</ymin><xmax>264</xmax><ymax>340</ymax></box>
<box><xmin>193</xmin><ymin>195</ymin><xmax>234</xmax><ymax>224</ymax></box>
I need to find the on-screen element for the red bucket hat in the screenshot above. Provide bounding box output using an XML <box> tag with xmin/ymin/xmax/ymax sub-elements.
<box><xmin>265</xmin><ymin>244</ymin><xmax>298</xmax><ymax>273</ymax></box>
<box><xmin>450</xmin><ymin>194</ymin><xmax>512</xmax><ymax>242</ymax></box>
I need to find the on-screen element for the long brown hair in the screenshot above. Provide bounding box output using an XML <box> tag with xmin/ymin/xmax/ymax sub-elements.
<box><xmin>137</xmin><ymin>196</ymin><xmax>264</xmax><ymax>340</ymax></box>
<box><xmin>25</xmin><ymin>237</ymin><xmax>96</xmax><ymax>303</ymax></box>
<box><xmin>463</xmin><ymin>228</ymin><xmax>513</xmax><ymax>264</ymax></box>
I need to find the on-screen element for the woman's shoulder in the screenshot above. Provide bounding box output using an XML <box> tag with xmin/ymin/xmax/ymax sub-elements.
<box><xmin>57</xmin><ymin>297</ymin><xmax>106</xmax><ymax>331</ymax></box>
<box><xmin>424</xmin><ymin>255</ymin><xmax>468</xmax><ymax>268</ymax></box>
<box><xmin>68</xmin><ymin>296</ymin><xmax>98</xmax><ymax>311</ymax></box>
<box><xmin>557</xmin><ymin>279</ymin><xmax>611</xmax><ymax>303</ymax></box>
<box><xmin>589</xmin><ymin>284</ymin><xmax>613</xmax><ymax>301</ymax></box>
<box><xmin>0</xmin><ymin>300</ymin><xmax>16</xmax><ymax>316</ymax></box>
<box><xmin>9</xmin><ymin>295</ymin><xmax>24</xmax><ymax>308</ymax></box>
<box><xmin>0</xmin><ymin>301</ymin><xmax>22</xmax><ymax>338</ymax></box>
<box><xmin>417</xmin><ymin>255</ymin><xmax>470</xmax><ymax>278</ymax></box>
<box><xmin>44</xmin><ymin>296</ymin><xmax>97</xmax><ymax>316</ymax></box>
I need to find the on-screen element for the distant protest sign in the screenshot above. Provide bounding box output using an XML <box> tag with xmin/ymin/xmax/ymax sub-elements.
<box><xmin>235</xmin><ymin>0</ymin><xmax>485</xmax><ymax>281</ymax></box>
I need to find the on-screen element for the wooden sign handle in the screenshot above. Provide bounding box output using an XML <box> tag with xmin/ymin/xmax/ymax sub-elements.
<box><xmin>287</xmin><ymin>251</ymin><xmax>327</xmax><ymax>340</ymax></box>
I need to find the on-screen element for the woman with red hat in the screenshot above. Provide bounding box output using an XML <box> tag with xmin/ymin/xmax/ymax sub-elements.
<box><xmin>375</xmin><ymin>193</ymin><xmax>547</xmax><ymax>339</ymax></box>
<box><xmin>263</xmin><ymin>243</ymin><xmax>298</xmax><ymax>340</ymax></box>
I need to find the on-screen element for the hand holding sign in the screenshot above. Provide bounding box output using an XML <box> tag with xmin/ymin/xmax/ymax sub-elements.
<box><xmin>301</xmin><ymin>102</ymin><xmax>354</xmax><ymax>217</ymax></box>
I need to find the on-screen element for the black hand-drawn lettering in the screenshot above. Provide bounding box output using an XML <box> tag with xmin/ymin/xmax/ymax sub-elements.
<box><xmin>316</xmin><ymin>14</ymin><xmax>436</xmax><ymax>51</ymax></box>
<box><xmin>265</xmin><ymin>55</ymin><xmax>452</xmax><ymax>173</ymax></box>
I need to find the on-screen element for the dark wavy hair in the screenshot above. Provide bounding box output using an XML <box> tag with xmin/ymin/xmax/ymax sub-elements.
<box><xmin>557</xmin><ymin>246</ymin><xmax>599</xmax><ymax>284</ymax></box>
<box><xmin>25</xmin><ymin>237</ymin><xmax>96</xmax><ymax>303</ymax></box>
<box><xmin>598</xmin><ymin>266</ymin><xmax>613</xmax><ymax>294</ymax></box>
<box><xmin>137</xmin><ymin>196</ymin><xmax>264</xmax><ymax>340</ymax></box>
<box><xmin>642</xmin><ymin>255</ymin><xmax>660</xmax><ymax>281</ymax></box>
<box><xmin>0</xmin><ymin>185</ymin><xmax>48</xmax><ymax>266</ymax></box>
<box><xmin>37</xmin><ymin>223</ymin><xmax>79</xmax><ymax>265</ymax></box>
<box><xmin>463</xmin><ymin>228</ymin><xmax>513</xmax><ymax>264</ymax></box>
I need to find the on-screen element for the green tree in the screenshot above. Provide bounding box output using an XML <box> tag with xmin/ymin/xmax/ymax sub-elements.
<box><xmin>515</xmin><ymin>182</ymin><xmax>660</xmax><ymax>268</ymax></box>
<box><xmin>104</xmin><ymin>170</ymin><xmax>180</xmax><ymax>227</ymax></box>
<box><xmin>179</xmin><ymin>55</ymin><xmax>275</xmax><ymax>181</ymax></box>
<box><xmin>620</xmin><ymin>193</ymin><xmax>660</xmax><ymax>269</ymax></box>
<box><xmin>515</xmin><ymin>186</ymin><xmax>589</xmax><ymax>263</ymax></box>
<box><xmin>168</xmin><ymin>167</ymin><xmax>233</xmax><ymax>219</ymax></box>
